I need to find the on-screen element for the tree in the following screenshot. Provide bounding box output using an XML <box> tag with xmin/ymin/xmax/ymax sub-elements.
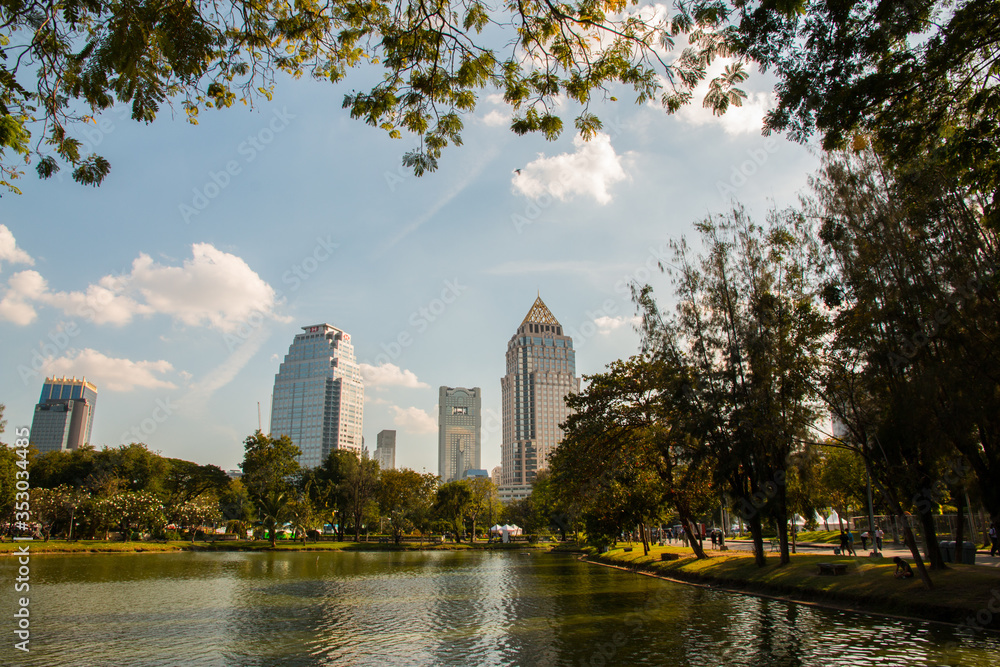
<box><xmin>345</xmin><ymin>452</ymin><xmax>381</xmax><ymax>542</ymax></box>
<box><xmin>174</xmin><ymin>495</ymin><xmax>222</xmax><ymax>542</ymax></box>
<box><xmin>377</xmin><ymin>468</ymin><xmax>436</xmax><ymax>545</ymax></box>
<box><xmin>433</xmin><ymin>481</ymin><xmax>472</xmax><ymax>542</ymax></box>
<box><xmin>104</xmin><ymin>490</ymin><xmax>165</xmax><ymax>540</ymax></box>
<box><xmin>463</xmin><ymin>477</ymin><xmax>501</xmax><ymax>542</ymax></box>
<box><xmin>0</xmin><ymin>0</ymin><xmax>753</xmax><ymax>192</ymax></box>
<box><xmin>162</xmin><ymin>459</ymin><xmax>229</xmax><ymax>510</ymax></box>
<box><xmin>240</xmin><ymin>431</ymin><xmax>301</xmax><ymax>548</ymax></box>
<box><xmin>219</xmin><ymin>478</ymin><xmax>256</xmax><ymax>538</ymax></box>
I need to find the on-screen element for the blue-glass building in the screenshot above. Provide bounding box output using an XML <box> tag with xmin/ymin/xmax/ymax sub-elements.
<box><xmin>270</xmin><ymin>324</ymin><xmax>364</xmax><ymax>468</ymax></box>
<box><xmin>30</xmin><ymin>377</ymin><xmax>98</xmax><ymax>453</ymax></box>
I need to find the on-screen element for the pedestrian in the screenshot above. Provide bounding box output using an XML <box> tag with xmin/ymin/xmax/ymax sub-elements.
<box><xmin>875</xmin><ymin>527</ymin><xmax>884</xmax><ymax>552</ymax></box>
<box><xmin>846</xmin><ymin>528</ymin><xmax>857</xmax><ymax>556</ymax></box>
<box><xmin>990</xmin><ymin>524</ymin><xmax>998</xmax><ymax>557</ymax></box>
<box><xmin>838</xmin><ymin>530</ymin><xmax>848</xmax><ymax>555</ymax></box>
<box><xmin>860</xmin><ymin>530</ymin><xmax>869</xmax><ymax>551</ymax></box>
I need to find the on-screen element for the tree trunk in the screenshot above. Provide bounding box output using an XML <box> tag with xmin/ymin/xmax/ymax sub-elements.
<box><xmin>776</xmin><ymin>490</ymin><xmax>790</xmax><ymax>566</ymax></box>
<box><xmin>748</xmin><ymin>513</ymin><xmax>766</xmax><ymax>567</ymax></box>
<box><xmin>916</xmin><ymin>503</ymin><xmax>947</xmax><ymax>570</ymax></box>
<box><xmin>903</xmin><ymin>524</ymin><xmax>934</xmax><ymax>589</ymax></box>
<box><xmin>679</xmin><ymin>515</ymin><xmax>707</xmax><ymax>559</ymax></box>
<box><xmin>954</xmin><ymin>489</ymin><xmax>965</xmax><ymax>547</ymax></box>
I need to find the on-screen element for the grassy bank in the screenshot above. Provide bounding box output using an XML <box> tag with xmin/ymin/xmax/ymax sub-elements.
<box><xmin>0</xmin><ymin>539</ymin><xmax>551</xmax><ymax>555</ymax></box>
<box><xmin>588</xmin><ymin>544</ymin><xmax>1000</xmax><ymax>630</ymax></box>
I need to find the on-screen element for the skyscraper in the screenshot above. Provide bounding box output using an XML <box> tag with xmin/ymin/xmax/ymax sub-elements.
<box><xmin>270</xmin><ymin>323</ymin><xmax>364</xmax><ymax>468</ymax></box>
<box><xmin>500</xmin><ymin>296</ymin><xmax>580</xmax><ymax>501</ymax></box>
<box><xmin>438</xmin><ymin>386</ymin><xmax>482</xmax><ymax>483</ymax></box>
<box><xmin>375</xmin><ymin>429</ymin><xmax>396</xmax><ymax>470</ymax></box>
<box><xmin>30</xmin><ymin>377</ymin><xmax>98</xmax><ymax>454</ymax></box>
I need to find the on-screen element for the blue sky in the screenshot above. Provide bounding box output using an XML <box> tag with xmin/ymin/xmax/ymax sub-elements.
<box><xmin>0</xmin><ymin>60</ymin><xmax>820</xmax><ymax>473</ymax></box>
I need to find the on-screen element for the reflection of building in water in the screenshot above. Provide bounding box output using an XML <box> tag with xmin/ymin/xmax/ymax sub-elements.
<box><xmin>375</xmin><ymin>429</ymin><xmax>396</xmax><ymax>470</ymax></box>
<box><xmin>499</xmin><ymin>296</ymin><xmax>580</xmax><ymax>503</ymax></box>
<box><xmin>30</xmin><ymin>376</ymin><xmax>98</xmax><ymax>454</ymax></box>
<box><xmin>438</xmin><ymin>387</ymin><xmax>481</xmax><ymax>483</ymax></box>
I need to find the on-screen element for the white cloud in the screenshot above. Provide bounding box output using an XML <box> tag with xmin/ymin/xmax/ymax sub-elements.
<box><xmin>673</xmin><ymin>60</ymin><xmax>774</xmax><ymax>136</ymax></box>
<box><xmin>360</xmin><ymin>362</ymin><xmax>429</xmax><ymax>389</ymax></box>
<box><xmin>44</xmin><ymin>349</ymin><xmax>176</xmax><ymax>391</ymax></box>
<box><xmin>594</xmin><ymin>315</ymin><xmax>642</xmax><ymax>335</ymax></box>
<box><xmin>391</xmin><ymin>405</ymin><xmax>437</xmax><ymax>434</ymax></box>
<box><xmin>0</xmin><ymin>243</ymin><xmax>283</xmax><ymax>331</ymax></box>
<box><xmin>482</xmin><ymin>110</ymin><xmax>509</xmax><ymax>127</ymax></box>
<box><xmin>512</xmin><ymin>133</ymin><xmax>628</xmax><ymax>204</ymax></box>
<box><xmin>0</xmin><ymin>225</ymin><xmax>34</xmax><ymax>270</ymax></box>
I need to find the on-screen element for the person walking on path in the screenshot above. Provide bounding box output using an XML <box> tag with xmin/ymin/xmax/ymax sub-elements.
<box><xmin>860</xmin><ymin>530</ymin><xmax>869</xmax><ymax>551</ymax></box>
<box><xmin>846</xmin><ymin>528</ymin><xmax>857</xmax><ymax>556</ymax></box>
<box><xmin>990</xmin><ymin>524</ymin><xmax>998</xmax><ymax>557</ymax></box>
<box><xmin>875</xmin><ymin>527</ymin><xmax>884</xmax><ymax>552</ymax></box>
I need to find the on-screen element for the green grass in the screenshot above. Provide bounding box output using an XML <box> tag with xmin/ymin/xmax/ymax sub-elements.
<box><xmin>0</xmin><ymin>538</ymin><xmax>550</xmax><ymax>554</ymax></box>
<box><xmin>589</xmin><ymin>544</ymin><xmax>1000</xmax><ymax>629</ymax></box>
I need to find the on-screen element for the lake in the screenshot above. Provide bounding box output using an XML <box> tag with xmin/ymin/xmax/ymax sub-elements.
<box><xmin>1</xmin><ymin>550</ymin><xmax>998</xmax><ymax>665</ymax></box>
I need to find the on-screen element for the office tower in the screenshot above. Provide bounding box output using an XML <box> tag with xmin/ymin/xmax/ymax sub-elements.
<box><xmin>499</xmin><ymin>296</ymin><xmax>580</xmax><ymax>502</ymax></box>
<box><xmin>491</xmin><ymin>466</ymin><xmax>502</xmax><ymax>486</ymax></box>
<box><xmin>375</xmin><ymin>429</ymin><xmax>396</xmax><ymax>470</ymax></box>
<box><xmin>438</xmin><ymin>387</ymin><xmax>482</xmax><ymax>483</ymax></box>
<box><xmin>270</xmin><ymin>323</ymin><xmax>364</xmax><ymax>468</ymax></box>
<box><xmin>30</xmin><ymin>377</ymin><xmax>98</xmax><ymax>454</ymax></box>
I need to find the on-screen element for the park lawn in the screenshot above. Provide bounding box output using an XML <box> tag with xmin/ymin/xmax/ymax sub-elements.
<box><xmin>592</xmin><ymin>544</ymin><xmax>1000</xmax><ymax>628</ymax></box>
<box><xmin>0</xmin><ymin>538</ymin><xmax>549</xmax><ymax>554</ymax></box>
<box><xmin>796</xmin><ymin>530</ymin><xmax>846</xmax><ymax>544</ymax></box>
<box><xmin>0</xmin><ymin>540</ymin><xmax>189</xmax><ymax>554</ymax></box>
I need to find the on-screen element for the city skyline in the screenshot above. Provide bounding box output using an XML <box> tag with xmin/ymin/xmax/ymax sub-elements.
<box><xmin>0</xmin><ymin>65</ymin><xmax>820</xmax><ymax>473</ymax></box>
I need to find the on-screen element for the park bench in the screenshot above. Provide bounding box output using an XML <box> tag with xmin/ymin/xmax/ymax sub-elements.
<box><xmin>661</xmin><ymin>552</ymin><xmax>679</xmax><ymax>561</ymax></box>
<box><xmin>817</xmin><ymin>562</ymin><xmax>848</xmax><ymax>576</ymax></box>
<box><xmin>623</xmin><ymin>547</ymin><xmax>633</xmax><ymax>552</ymax></box>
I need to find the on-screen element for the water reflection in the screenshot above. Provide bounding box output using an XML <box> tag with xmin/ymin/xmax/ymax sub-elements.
<box><xmin>1</xmin><ymin>551</ymin><xmax>997</xmax><ymax>666</ymax></box>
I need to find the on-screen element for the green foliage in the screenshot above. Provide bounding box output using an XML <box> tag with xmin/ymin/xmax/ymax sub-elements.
<box><xmin>377</xmin><ymin>468</ymin><xmax>436</xmax><ymax>544</ymax></box>
<box><xmin>240</xmin><ymin>430</ymin><xmax>301</xmax><ymax>547</ymax></box>
<box><xmin>0</xmin><ymin>0</ymin><xmax>753</xmax><ymax>189</ymax></box>
<box><xmin>433</xmin><ymin>480</ymin><xmax>472</xmax><ymax>541</ymax></box>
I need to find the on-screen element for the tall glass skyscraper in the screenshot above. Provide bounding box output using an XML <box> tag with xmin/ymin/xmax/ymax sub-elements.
<box><xmin>438</xmin><ymin>387</ymin><xmax>481</xmax><ymax>483</ymax></box>
<box><xmin>30</xmin><ymin>377</ymin><xmax>98</xmax><ymax>454</ymax></box>
<box><xmin>500</xmin><ymin>297</ymin><xmax>579</xmax><ymax>500</ymax></box>
<box><xmin>270</xmin><ymin>324</ymin><xmax>364</xmax><ymax>468</ymax></box>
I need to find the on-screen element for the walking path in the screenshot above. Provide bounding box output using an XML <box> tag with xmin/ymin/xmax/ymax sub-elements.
<box><xmin>715</xmin><ymin>537</ymin><xmax>1000</xmax><ymax>568</ymax></box>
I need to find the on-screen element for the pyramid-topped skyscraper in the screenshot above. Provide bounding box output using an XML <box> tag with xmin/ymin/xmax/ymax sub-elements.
<box><xmin>499</xmin><ymin>296</ymin><xmax>580</xmax><ymax>502</ymax></box>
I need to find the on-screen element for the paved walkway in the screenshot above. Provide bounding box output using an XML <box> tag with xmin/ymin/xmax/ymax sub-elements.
<box><xmin>712</xmin><ymin>538</ymin><xmax>1000</xmax><ymax>568</ymax></box>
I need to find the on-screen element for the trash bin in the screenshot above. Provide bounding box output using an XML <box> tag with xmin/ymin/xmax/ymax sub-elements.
<box><xmin>961</xmin><ymin>541</ymin><xmax>977</xmax><ymax>565</ymax></box>
<box><xmin>939</xmin><ymin>541</ymin><xmax>953</xmax><ymax>563</ymax></box>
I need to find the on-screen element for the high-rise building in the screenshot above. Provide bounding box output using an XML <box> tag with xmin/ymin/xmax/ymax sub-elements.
<box><xmin>499</xmin><ymin>296</ymin><xmax>580</xmax><ymax>501</ymax></box>
<box><xmin>438</xmin><ymin>386</ymin><xmax>482</xmax><ymax>483</ymax></box>
<box><xmin>30</xmin><ymin>377</ymin><xmax>98</xmax><ymax>454</ymax></box>
<box><xmin>375</xmin><ymin>429</ymin><xmax>396</xmax><ymax>470</ymax></box>
<box><xmin>270</xmin><ymin>323</ymin><xmax>364</xmax><ymax>468</ymax></box>
<box><xmin>491</xmin><ymin>465</ymin><xmax>502</xmax><ymax>486</ymax></box>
